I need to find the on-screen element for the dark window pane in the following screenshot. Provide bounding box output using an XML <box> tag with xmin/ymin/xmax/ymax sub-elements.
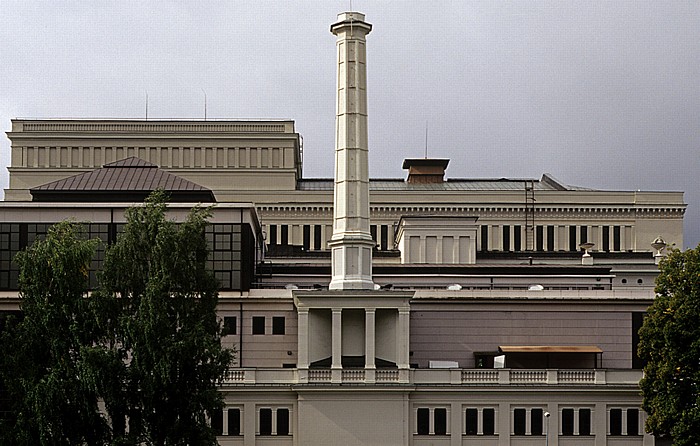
<box><xmin>417</xmin><ymin>408</ymin><xmax>429</xmax><ymax>435</ymax></box>
<box><xmin>610</xmin><ymin>408</ymin><xmax>622</xmax><ymax>435</ymax></box>
<box><xmin>632</xmin><ymin>313</ymin><xmax>646</xmax><ymax>369</ymax></box>
<box><xmin>228</xmin><ymin>409</ymin><xmax>241</xmax><ymax>436</ymax></box>
<box><xmin>627</xmin><ymin>409</ymin><xmax>639</xmax><ymax>436</ymax></box>
<box><xmin>483</xmin><ymin>408</ymin><xmax>495</xmax><ymax>435</ymax></box>
<box><xmin>535</xmin><ymin>226</ymin><xmax>544</xmax><ymax>251</ymax></box>
<box><xmin>269</xmin><ymin>225</ymin><xmax>277</xmax><ymax>245</ymax></box>
<box><xmin>513</xmin><ymin>225</ymin><xmax>521</xmax><ymax>251</ymax></box>
<box><xmin>569</xmin><ymin>226</ymin><xmax>577</xmax><ymax>251</ymax></box>
<box><xmin>314</xmin><ymin>225</ymin><xmax>322</xmax><ymax>250</ymax></box>
<box><xmin>259</xmin><ymin>408</ymin><xmax>272</xmax><ymax>435</ymax></box>
<box><xmin>280</xmin><ymin>225</ymin><xmax>288</xmax><ymax>245</ymax></box>
<box><xmin>547</xmin><ymin>225</ymin><xmax>555</xmax><ymax>251</ymax></box>
<box><xmin>223</xmin><ymin>317</ymin><xmax>236</xmax><ymax>336</ymax></box>
<box><xmin>303</xmin><ymin>225</ymin><xmax>310</xmax><ymax>251</ymax></box>
<box><xmin>380</xmin><ymin>225</ymin><xmax>388</xmax><ymax>251</ymax></box>
<box><xmin>562</xmin><ymin>409</ymin><xmax>574</xmax><ymax>436</ymax></box>
<box><xmin>502</xmin><ymin>225</ymin><xmax>510</xmax><ymax>251</ymax></box>
<box><xmin>211</xmin><ymin>409</ymin><xmax>223</xmax><ymax>436</ymax></box>
<box><xmin>579</xmin><ymin>408</ymin><xmax>591</xmax><ymax>436</ymax></box>
<box><xmin>370</xmin><ymin>225</ymin><xmax>377</xmax><ymax>244</ymax></box>
<box><xmin>580</xmin><ymin>226</ymin><xmax>588</xmax><ymax>244</ymax></box>
<box><xmin>531</xmin><ymin>408</ymin><xmax>543</xmax><ymax>436</ymax></box>
<box><xmin>434</xmin><ymin>408</ymin><xmax>447</xmax><ymax>435</ymax></box>
<box><xmin>481</xmin><ymin>225</ymin><xmax>489</xmax><ymax>251</ymax></box>
<box><xmin>272</xmin><ymin>316</ymin><xmax>285</xmax><ymax>335</ymax></box>
<box><xmin>252</xmin><ymin>316</ymin><xmax>265</xmax><ymax>335</ymax></box>
<box><xmin>602</xmin><ymin>226</ymin><xmax>610</xmax><ymax>251</ymax></box>
<box><xmin>514</xmin><ymin>409</ymin><xmax>526</xmax><ymax>435</ymax></box>
<box><xmin>277</xmin><ymin>408</ymin><xmax>290</xmax><ymax>435</ymax></box>
<box><xmin>465</xmin><ymin>408</ymin><xmax>478</xmax><ymax>435</ymax></box>
<box><xmin>613</xmin><ymin>226</ymin><xmax>621</xmax><ymax>251</ymax></box>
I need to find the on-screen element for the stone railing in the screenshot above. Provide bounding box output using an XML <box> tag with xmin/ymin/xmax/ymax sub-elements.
<box><xmin>221</xmin><ymin>368</ymin><xmax>641</xmax><ymax>386</ymax></box>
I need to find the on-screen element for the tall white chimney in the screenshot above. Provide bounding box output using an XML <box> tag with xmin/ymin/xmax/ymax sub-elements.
<box><xmin>328</xmin><ymin>12</ymin><xmax>374</xmax><ymax>290</ymax></box>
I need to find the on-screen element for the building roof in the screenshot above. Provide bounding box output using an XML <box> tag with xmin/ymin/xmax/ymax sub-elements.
<box><xmin>298</xmin><ymin>174</ymin><xmax>597</xmax><ymax>192</ymax></box>
<box><xmin>31</xmin><ymin>157</ymin><xmax>215</xmax><ymax>203</ymax></box>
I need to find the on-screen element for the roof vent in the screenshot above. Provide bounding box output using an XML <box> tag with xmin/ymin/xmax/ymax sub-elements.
<box><xmin>402</xmin><ymin>158</ymin><xmax>449</xmax><ymax>183</ymax></box>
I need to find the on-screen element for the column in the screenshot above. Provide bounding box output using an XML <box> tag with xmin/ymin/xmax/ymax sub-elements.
<box><xmin>298</xmin><ymin>308</ymin><xmax>309</xmax><ymax>382</ymax></box>
<box><xmin>365</xmin><ymin>309</ymin><xmax>376</xmax><ymax>382</ymax></box>
<box><xmin>429</xmin><ymin>408</ymin><xmax>435</xmax><ymax>435</ymax></box>
<box><xmin>222</xmin><ymin>408</ymin><xmax>229</xmax><ymax>436</ymax></box>
<box><xmin>332</xmin><ymin>308</ymin><xmax>343</xmax><ymax>382</ymax></box>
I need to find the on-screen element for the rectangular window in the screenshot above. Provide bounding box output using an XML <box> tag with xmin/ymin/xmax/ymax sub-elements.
<box><xmin>380</xmin><ymin>225</ymin><xmax>388</xmax><ymax>251</ymax></box>
<box><xmin>481</xmin><ymin>225</ymin><xmax>489</xmax><ymax>251</ymax></box>
<box><xmin>277</xmin><ymin>408</ymin><xmax>290</xmax><ymax>436</ymax></box>
<box><xmin>547</xmin><ymin>225</ymin><xmax>555</xmax><ymax>251</ymax></box>
<box><xmin>252</xmin><ymin>316</ymin><xmax>265</xmax><ymax>335</ymax></box>
<box><xmin>272</xmin><ymin>316</ymin><xmax>285</xmax><ymax>335</ymax></box>
<box><xmin>465</xmin><ymin>409</ymin><xmax>478</xmax><ymax>435</ymax></box>
<box><xmin>613</xmin><ymin>226</ymin><xmax>621</xmax><ymax>251</ymax></box>
<box><xmin>531</xmin><ymin>408</ymin><xmax>543</xmax><ymax>436</ymax></box>
<box><xmin>579</xmin><ymin>408</ymin><xmax>591</xmax><ymax>436</ymax></box>
<box><xmin>228</xmin><ymin>408</ymin><xmax>241</xmax><ymax>436</ymax></box>
<box><xmin>514</xmin><ymin>409</ymin><xmax>526</xmax><ymax>435</ymax></box>
<box><xmin>314</xmin><ymin>225</ymin><xmax>322</xmax><ymax>250</ymax></box>
<box><xmin>434</xmin><ymin>408</ymin><xmax>447</xmax><ymax>435</ymax></box>
<box><xmin>627</xmin><ymin>408</ymin><xmax>639</xmax><ymax>436</ymax></box>
<box><xmin>502</xmin><ymin>225</ymin><xmax>510</xmax><ymax>251</ymax></box>
<box><xmin>417</xmin><ymin>408</ymin><xmax>430</xmax><ymax>435</ymax></box>
<box><xmin>632</xmin><ymin>312</ymin><xmax>646</xmax><ymax>369</ymax></box>
<box><xmin>580</xmin><ymin>226</ymin><xmax>588</xmax><ymax>244</ymax></box>
<box><xmin>280</xmin><ymin>225</ymin><xmax>288</xmax><ymax>246</ymax></box>
<box><xmin>603</xmin><ymin>226</ymin><xmax>610</xmax><ymax>251</ymax></box>
<box><xmin>268</xmin><ymin>225</ymin><xmax>277</xmax><ymax>245</ymax></box>
<box><xmin>370</xmin><ymin>225</ymin><xmax>377</xmax><ymax>245</ymax></box>
<box><xmin>569</xmin><ymin>226</ymin><xmax>577</xmax><ymax>251</ymax></box>
<box><xmin>211</xmin><ymin>409</ymin><xmax>223</xmax><ymax>436</ymax></box>
<box><xmin>483</xmin><ymin>408</ymin><xmax>495</xmax><ymax>435</ymax></box>
<box><xmin>303</xmin><ymin>225</ymin><xmax>310</xmax><ymax>251</ymax></box>
<box><xmin>610</xmin><ymin>408</ymin><xmax>622</xmax><ymax>435</ymax></box>
<box><xmin>562</xmin><ymin>408</ymin><xmax>574</xmax><ymax>436</ymax></box>
<box><xmin>513</xmin><ymin>225</ymin><xmax>522</xmax><ymax>251</ymax></box>
<box><xmin>535</xmin><ymin>226</ymin><xmax>544</xmax><ymax>251</ymax></box>
<box><xmin>259</xmin><ymin>408</ymin><xmax>272</xmax><ymax>435</ymax></box>
<box><xmin>223</xmin><ymin>317</ymin><xmax>236</xmax><ymax>336</ymax></box>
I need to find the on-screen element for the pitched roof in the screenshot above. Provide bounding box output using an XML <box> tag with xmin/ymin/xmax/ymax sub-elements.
<box><xmin>31</xmin><ymin>157</ymin><xmax>215</xmax><ymax>203</ymax></box>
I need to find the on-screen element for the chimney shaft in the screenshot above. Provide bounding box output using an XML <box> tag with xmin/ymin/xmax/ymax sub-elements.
<box><xmin>328</xmin><ymin>12</ymin><xmax>374</xmax><ymax>290</ymax></box>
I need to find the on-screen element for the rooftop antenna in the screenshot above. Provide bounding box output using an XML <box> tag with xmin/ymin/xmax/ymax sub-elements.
<box><xmin>145</xmin><ymin>92</ymin><xmax>149</xmax><ymax>121</ymax></box>
<box><xmin>424</xmin><ymin>121</ymin><xmax>428</xmax><ymax>158</ymax></box>
<box><xmin>201</xmin><ymin>88</ymin><xmax>207</xmax><ymax>121</ymax></box>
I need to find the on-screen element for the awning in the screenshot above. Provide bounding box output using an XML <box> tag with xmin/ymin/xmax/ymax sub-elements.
<box><xmin>498</xmin><ymin>346</ymin><xmax>602</xmax><ymax>354</ymax></box>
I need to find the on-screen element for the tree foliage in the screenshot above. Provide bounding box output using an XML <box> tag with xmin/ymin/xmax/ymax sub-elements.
<box><xmin>639</xmin><ymin>244</ymin><xmax>700</xmax><ymax>446</ymax></box>
<box><xmin>99</xmin><ymin>190</ymin><xmax>232</xmax><ymax>445</ymax></box>
<box><xmin>0</xmin><ymin>222</ymin><xmax>108</xmax><ymax>445</ymax></box>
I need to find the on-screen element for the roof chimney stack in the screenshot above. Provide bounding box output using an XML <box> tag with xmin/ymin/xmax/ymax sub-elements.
<box><xmin>328</xmin><ymin>12</ymin><xmax>375</xmax><ymax>290</ymax></box>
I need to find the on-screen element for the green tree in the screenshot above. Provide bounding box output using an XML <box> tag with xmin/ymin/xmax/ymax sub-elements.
<box><xmin>0</xmin><ymin>222</ymin><xmax>108</xmax><ymax>445</ymax></box>
<box><xmin>639</xmin><ymin>244</ymin><xmax>700</xmax><ymax>446</ymax></box>
<box><xmin>100</xmin><ymin>190</ymin><xmax>232</xmax><ymax>445</ymax></box>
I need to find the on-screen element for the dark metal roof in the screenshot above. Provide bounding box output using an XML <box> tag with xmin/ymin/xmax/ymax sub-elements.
<box><xmin>31</xmin><ymin>157</ymin><xmax>215</xmax><ymax>203</ymax></box>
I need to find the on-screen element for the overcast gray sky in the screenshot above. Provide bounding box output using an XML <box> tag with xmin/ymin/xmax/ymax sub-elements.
<box><xmin>1</xmin><ymin>1</ymin><xmax>698</xmax><ymax>248</ymax></box>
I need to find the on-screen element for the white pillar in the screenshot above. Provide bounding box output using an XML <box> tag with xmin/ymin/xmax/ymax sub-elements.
<box><xmin>297</xmin><ymin>309</ymin><xmax>309</xmax><ymax>370</ymax></box>
<box><xmin>365</xmin><ymin>309</ymin><xmax>376</xmax><ymax>369</ymax></box>
<box><xmin>328</xmin><ymin>12</ymin><xmax>375</xmax><ymax>290</ymax></box>
<box><xmin>332</xmin><ymin>308</ymin><xmax>343</xmax><ymax>370</ymax></box>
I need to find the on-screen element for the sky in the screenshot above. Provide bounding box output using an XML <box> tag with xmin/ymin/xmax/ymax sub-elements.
<box><xmin>1</xmin><ymin>1</ymin><xmax>698</xmax><ymax>248</ymax></box>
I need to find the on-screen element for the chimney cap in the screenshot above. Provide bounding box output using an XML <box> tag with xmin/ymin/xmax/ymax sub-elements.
<box><xmin>402</xmin><ymin>158</ymin><xmax>449</xmax><ymax>170</ymax></box>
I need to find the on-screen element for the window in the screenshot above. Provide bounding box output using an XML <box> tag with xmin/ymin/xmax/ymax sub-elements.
<box><xmin>579</xmin><ymin>408</ymin><xmax>591</xmax><ymax>436</ymax></box>
<box><xmin>280</xmin><ymin>225</ymin><xmax>288</xmax><ymax>245</ymax></box>
<box><xmin>303</xmin><ymin>225</ymin><xmax>310</xmax><ymax>251</ymax></box>
<box><xmin>580</xmin><ymin>226</ymin><xmax>588</xmax><ymax>244</ymax></box>
<box><xmin>272</xmin><ymin>316</ymin><xmax>285</xmax><ymax>335</ymax></box>
<box><xmin>252</xmin><ymin>316</ymin><xmax>265</xmax><ymax>335</ymax></box>
<box><xmin>514</xmin><ymin>408</ymin><xmax>543</xmax><ymax>436</ymax></box>
<box><xmin>513</xmin><ymin>225</ymin><xmax>522</xmax><ymax>251</ymax></box>
<box><xmin>465</xmin><ymin>409</ymin><xmax>478</xmax><ymax>435</ymax></box>
<box><xmin>277</xmin><ymin>408</ymin><xmax>290</xmax><ymax>436</ymax></box>
<box><xmin>370</xmin><ymin>225</ymin><xmax>377</xmax><ymax>245</ymax></box>
<box><xmin>603</xmin><ymin>225</ymin><xmax>610</xmax><ymax>251</ymax></box>
<box><xmin>535</xmin><ymin>226</ymin><xmax>544</xmax><ymax>251</ymax></box>
<box><xmin>632</xmin><ymin>312</ymin><xmax>646</xmax><ymax>369</ymax></box>
<box><xmin>613</xmin><ymin>226</ymin><xmax>621</xmax><ymax>251</ymax></box>
<box><xmin>502</xmin><ymin>225</ymin><xmax>510</xmax><ymax>251</ymax></box>
<box><xmin>416</xmin><ymin>407</ymin><xmax>447</xmax><ymax>435</ymax></box>
<box><xmin>610</xmin><ymin>408</ymin><xmax>622</xmax><ymax>435</ymax></box>
<box><xmin>465</xmin><ymin>407</ymin><xmax>495</xmax><ymax>436</ymax></box>
<box><xmin>228</xmin><ymin>408</ymin><xmax>241</xmax><ymax>436</ymax></box>
<box><xmin>417</xmin><ymin>408</ymin><xmax>430</xmax><ymax>435</ymax></box>
<box><xmin>258</xmin><ymin>407</ymin><xmax>290</xmax><ymax>436</ymax></box>
<box><xmin>259</xmin><ymin>408</ymin><xmax>272</xmax><ymax>435</ymax></box>
<box><xmin>223</xmin><ymin>317</ymin><xmax>236</xmax><ymax>336</ymax></box>
<box><xmin>569</xmin><ymin>226</ymin><xmax>577</xmax><ymax>251</ymax></box>
<box><xmin>269</xmin><ymin>225</ymin><xmax>277</xmax><ymax>245</ymax></box>
<box><xmin>483</xmin><ymin>408</ymin><xmax>495</xmax><ymax>435</ymax></box>
<box><xmin>546</xmin><ymin>225</ymin><xmax>555</xmax><ymax>251</ymax></box>
<box><xmin>314</xmin><ymin>225</ymin><xmax>322</xmax><ymax>250</ymax></box>
<box><xmin>562</xmin><ymin>409</ymin><xmax>574</xmax><ymax>436</ymax></box>
<box><xmin>627</xmin><ymin>408</ymin><xmax>639</xmax><ymax>436</ymax></box>
<box><xmin>480</xmin><ymin>225</ymin><xmax>489</xmax><ymax>251</ymax></box>
<box><xmin>380</xmin><ymin>225</ymin><xmax>388</xmax><ymax>251</ymax></box>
